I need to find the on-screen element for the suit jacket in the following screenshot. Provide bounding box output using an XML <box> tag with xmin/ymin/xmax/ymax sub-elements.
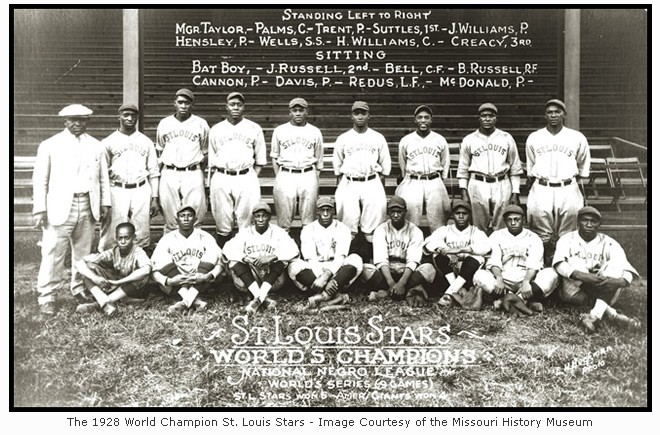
<box><xmin>32</xmin><ymin>129</ymin><xmax>111</xmax><ymax>226</ymax></box>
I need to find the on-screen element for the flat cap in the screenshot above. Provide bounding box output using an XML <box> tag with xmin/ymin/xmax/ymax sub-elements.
<box><xmin>252</xmin><ymin>201</ymin><xmax>272</xmax><ymax>214</ymax></box>
<box><xmin>352</xmin><ymin>101</ymin><xmax>369</xmax><ymax>112</ymax></box>
<box><xmin>289</xmin><ymin>97</ymin><xmax>308</xmax><ymax>108</ymax></box>
<box><xmin>227</xmin><ymin>91</ymin><xmax>245</xmax><ymax>102</ymax></box>
<box><xmin>502</xmin><ymin>204</ymin><xmax>524</xmax><ymax>217</ymax></box>
<box><xmin>414</xmin><ymin>105</ymin><xmax>433</xmax><ymax>116</ymax></box>
<box><xmin>545</xmin><ymin>98</ymin><xmax>566</xmax><ymax>111</ymax></box>
<box><xmin>175</xmin><ymin>88</ymin><xmax>194</xmax><ymax>101</ymax></box>
<box><xmin>578</xmin><ymin>206</ymin><xmax>602</xmax><ymax>219</ymax></box>
<box><xmin>452</xmin><ymin>199</ymin><xmax>471</xmax><ymax>212</ymax></box>
<box><xmin>478</xmin><ymin>102</ymin><xmax>498</xmax><ymax>114</ymax></box>
<box><xmin>58</xmin><ymin>104</ymin><xmax>93</xmax><ymax>117</ymax></box>
<box><xmin>176</xmin><ymin>204</ymin><xmax>196</xmax><ymax>215</ymax></box>
<box><xmin>387</xmin><ymin>196</ymin><xmax>407</xmax><ymax>210</ymax></box>
<box><xmin>118</xmin><ymin>103</ymin><xmax>139</xmax><ymax>113</ymax></box>
<box><xmin>316</xmin><ymin>197</ymin><xmax>335</xmax><ymax>208</ymax></box>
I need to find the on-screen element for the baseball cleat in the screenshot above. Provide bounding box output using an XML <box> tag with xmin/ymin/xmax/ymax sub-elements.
<box><xmin>608</xmin><ymin>312</ymin><xmax>641</xmax><ymax>329</ymax></box>
<box><xmin>306</xmin><ymin>293</ymin><xmax>327</xmax><ymax>309</ymax></box>
<box><xmin>76</xmin><ymin>302</ymin><xmax>99</xmax><ymax>314</ymax></box>
<box><xmin>167</xmin><ymin>301</ymin><xmax>188</xmax><ymax>315</ymax></box>
<box><xmin>191</xmin><ymin>299</ymin><xmax>208</xmax><ymax>311</ymax></box>
<box><xmin>438</xmin><ymin>294</ymin><xmax>454</xmax><ymax>307</ymax></box>
<box><xmin>368</xmin><ymin>290</ymin><xmax>390</xmax><ymax>301</ymax></box>
<box><xmin>102</xmin><ymin>302</ymin><xmax>118</xmax><ymax>317</ymax></box>
<box><xmin>493</xmin><ymin>299</ymin><xmax>503</xmax><ymax>311</ymax></box>
<box><xmin>40</xmin><ymin>302</ymin><xmax>57</xmax><ymax>316</ymax></box>
<box><xmin>527</xmin><ymin>302</ymin><xmax>544</xmax><ymax>313</ymax></box>
<box><xmin>580</xmin><ymin>313</ymin><xmax>599</xmax><ymax>333</ymax></box>
<box><xmin>262</xmin><ymin>297</ymin><xmax>277</xmax><ymax>310</ymax></box>
<box><xmin>244</xmin><ymin>297</ymin><xmax>262</xmax><ymax>315</ymax></box>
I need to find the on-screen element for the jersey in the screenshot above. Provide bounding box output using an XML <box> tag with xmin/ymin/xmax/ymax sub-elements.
<box><xmin>300</xmin><ymin>219</ymin><xmax>352</xmax><ymax>273</ymax></box>
<box><xmin>151</xmin><ymin>228</ymin><xmax>222</xmax><ymax>274</ymax></box>
<box><xmin>332</xmin><ymin>128</ymin><xmax>391</xmax><ymax>177</ymax></box>
<box><xmin>372</xmin><ymin>220</ymin><xmax>424</xmax><ymax>270</ymax></box>
<box><xmin>398</xmin><ymin>130</ymin><xmax>450</xmax><ymax>177</ymax></box>
<box><xmin>487</xmin><ymin>228</ymin><xmax>544</xmax><ymax>274</ymax></box>
<box><xmin>223</xmin><ymin>224</ymin><xmax>299</xmax><ymax>264</ymax></box>
<box><xmin>208</xmin><ymin>118</ymin><xmax>267</xmax><ymax>170</ymax></box>
<box><xmin>104</xmin><ymin>130</ymin><xmax>159</xmax><ymax>185</ymax></box>
<box><xmin>271</xmin><ymin>122</ymin><xmax>323</xmax><ymax>170</ymax></box>
<box><xmin>424</xmin><ymin>224</ymin><xmax>491</xmax><ymax>261</ymax></box>
<box><xmin>156</xmin><ymin>114</ymin><xmax>209</xmax><ymax>167</ymax></box>
<box><xmin>526</xmin><ymin>126</ymin><xmax>590</xmax><ymax>181</ymax></box>
<box><xmin>84</xmin><ymin>244</ymin><xmax>151</xmax><ymax>278</ymax></box>
<box><xmin>457</xmin><ymin>128</ymin><xmax>523</xmax><ymax>186</ymax></box>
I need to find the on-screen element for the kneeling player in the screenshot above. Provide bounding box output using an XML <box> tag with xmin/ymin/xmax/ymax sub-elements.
<box><xmin>424</xmin><ymin>200</ymin><xmax>490</xmax><ymax>307</ymax></box>
<box><xmin>289</xmin><ymin>197</ymin><xmax>363</xmax><ymax>309</ymax></box>
<box><xmin>75</xmin><ymin>222</ymin><xmax>151</xmax><ymax>316</ymax></box>
<box><xmin>472</xmin><ymin>205</ymin><xmax>559</xmax><ymax>313</ymax></box>
<box><xmin>151</xmin><ymin>205</ymin><xmax>224</xmax><ymax>314</ymax></box>
<box><xmin>359</xmin><ymin>196</ymin><xmax>435</xmax><ymax>306</ymax></box>
<box><xmin>224</xmin><ymin>202</ymin><xmax>299</xmax><ymax>314</ymax></box>
<box><xmin>553</xmin><ymin>206</ymin><xmax>641</xmax><ymax>333</ymax></box>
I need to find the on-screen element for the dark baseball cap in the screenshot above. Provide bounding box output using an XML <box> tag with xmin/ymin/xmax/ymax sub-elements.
<box><xmin>387</xmin><ymin>196</ymin><xmax>407</xmax><ymax>210</ymax></box>
<box><xmin>227</xmin><ymin>91</ymin><xmax>245</xmax><ymax>102</ymax></box>
<box><xmin>578</xmin><ymin>206</ymin><xmax>602</xmax><ymax>219</ymax></box>
<box><xmin>545</xmin><ymin>99</ymin><xmax>566</xmax><ymax>111</ymax></box>
<box><xmin>502</xmin><ymin>204</ymin><xmax>524</xmax><ymax>217</ymax></box>
<box><xmin>175</xmin><ymin>88</ymin><xmax>194</xmax><ymax>101</ymax></box>
<box><xmin>352</xmin><ymin>101</ymin><xmax>369</xmax><ymax>112</ymax></box>
<box><xmin>252</xmin><ymin>202</ymin><xmax>271</xmax><ymax>214</ymax></box>
<box><xmin>118</xmin><ymin>103</ymin><xmax>139</xmax><ymax>113</ymax></box>
<box><xmin>452</xmin><ymin>200</ymin><xmax>471</xmax><ymax>212</ymax></box>
<box><xmin>478</xmin><ymin>102</ymin><xmax>498</xmax><ymax>114</ymax></box>
<box><xmin>289</xmin><ymin>97</ymin><xmax>308</xmax><ymax>108</ymax></box>
<box><xmin>414</xmin><ymin>105</ymin><xmax>433</xmax><ymax>116</ymax></box>
<box><xmin>316</xmin><ymin>197</ymin><xmax>335</xmax><ymax>208</ymax></box>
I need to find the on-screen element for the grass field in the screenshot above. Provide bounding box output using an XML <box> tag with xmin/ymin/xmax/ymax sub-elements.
<box><xmin>13</xmin><ymin>257</ymin><xmax>648</xmax><ymax>408</ymax></box>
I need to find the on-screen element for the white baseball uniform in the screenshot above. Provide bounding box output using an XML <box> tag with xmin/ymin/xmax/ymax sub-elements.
<box><xmin>424</xmin><ymin>224</ymin><xmax>491</xmax><ymax>272</ymax></box>
<box><xmin>395</xmin><ymin>130</ymin><xmax>451</xmax><ymax>232</ymax></box>
<box><xmin>333</xmin><ymin>128</ymin><xmax>391</xmax><ymax>236</ymax></box>
<box><xmin>271</xmin><ymin>122</ymin><xmax>323</xmax><ymax>231</ymax></box>
<box><xmin>288</xmin><ymin>219</ymin><xmax>364</xmax><ymax>290</ymax></box>
<box><xmin>526</xmin><ymin>126</ymin><xmax>590</xmax><ymax>241</ymax></box>
<box><xmin>457</xmin><ymin>128</ymin><xmax>523</xmax><ymax>232</ymax></box>
<box><xmin>473</xmin><ymin>228</ymin><xmax>559</xmax><ymax>296</ymax></box>
<box><xmin>99</xmin><ymin>129</ymin><xmax>160</xmax><ymax>250</ymax></box>
<box><xmin>156</xmin><ymin>114</ymin><xmax>209</xmax><ymax>232</ymax></box>
<box><xmin>208</xmin><ymin>118</ymin><xmax>267</xmax><ymax>236</ymax></box>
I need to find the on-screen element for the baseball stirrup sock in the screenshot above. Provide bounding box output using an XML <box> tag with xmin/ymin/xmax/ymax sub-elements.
<box><xmin>459</xmin><ymin>256</ymin><xmax>480</xmax><ymax>279</ymax></box>
<box><xmin>364</xmin><ymin>272</ymin><xmax>387</xmax><ymax>290</ymax></box>
<box><xmin>184</xmin><ymin>287</ymin><xmax>199</xmax><ymax>307</ymax></box>
<box><xmin>406</xmin><ymin>271</ymin><xmax>425</xmax><ymax>289</ymax></box>
<box><xmin>530</xmin><ymin>282</ymin><xmax>545</xmax><ymax>301</ymax></box>
<box><xmin>264</xmin><ymin>261</ymin><xmax>285</xmax><ymax>284</ymax></box>
<box><xmin>433</xmin><ymin>253</ymin><xmax>453</xmax><ymax>275</ymax></box>
<box><xmin>232</xmin><ymin>262</ymin><xmax>256</xmax><ymax>286</ymax></box>
<box><xmin>334</xmin><ymin>265</ymin><xmax>357</xmax><ymax>288</ymax></box>
<box><xmin>296</xmin><ymin>270</ymin><xmax>317</xmax><ymax>287</ymax></box>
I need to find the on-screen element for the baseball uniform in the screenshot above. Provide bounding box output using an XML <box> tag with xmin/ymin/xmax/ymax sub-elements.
<box><xmin>526</xmin><ymin>126</ymin><xmax>590</xmax><ymax>241</ymax></box>
<box><xmin>208</xmin><ymin>117</ymin><xmax>267</xmax><ymax>236</ymax></box>
<box><xmin>156</xmin><ymin>113</ymin><xmax>209</xmax><ymax>232</ymax></box>
<box><xmin>395</xmin><ymin>129</ymin><xmax>451</xmax><ymax>232</ymax></box>
<box><xmin>271</xmin><ymin>121</ymin><xmax>324</xmax><ymax>231</ymax></box>
<box><xmin>99</xmin><ymin>129</ymin><xmax>159</xmax><ymax>251</ymax></box>
<box><xmin>458</xmin><ymin>128</ymin><xmax>523</xmax><ymax>232</ymax></box>
<box><xmin>473</xmin><ymin>227</ymin><xmax>559</xmax><ymax>298</ymax></box>
<box><xmin>333</xmin><ymin>128</ymin><xmax>391</xmax><ymax>237</ymax></box>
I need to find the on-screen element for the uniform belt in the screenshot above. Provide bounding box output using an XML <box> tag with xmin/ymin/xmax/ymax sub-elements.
<box><xmin>73</xmin><ymin>192</ymin><xmax>89</xmax><ymax>197</ymax></box>
<box><xmin>214</xmin><ymin>167</ymin><xmax>249</xmax><ymax>176</ymax></box>
<box><xmin>538</xmin><ymin>177</ymin><xmax>574</xmax><ymax>187</ymax></box>
<box><xmin>164</xmin><ymin>164</ymin><xmax>200</xmax><ymax>171</ymax></box>
<box><xmin>471</xmin><ymin>173</ymin><xmax>508</xmax><ymax>183</ymax></box>
<box><xmin>409</xmin><ymin>172</ymin><xmax>440</xmax><ymax>180</ymax></box>
<box><xmin>281</xmin><ymin>166</ymin><xmax>314</xmax><ymax>173</ymax></box>
<box><xmin>112</xmin><ymin>179</ymin><xmax>147</xmax><ymax>189</ymax></box>
<box><xmin>346</xmin><ymin>173</ymin><xmax>377</xmax><ymax>182</ymax></box>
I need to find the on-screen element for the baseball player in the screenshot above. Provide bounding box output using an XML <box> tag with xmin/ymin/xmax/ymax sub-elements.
<box><xmin>156</xmin><ymin>88</ymin><xmax>209</xmax><ymax>233</ymax></box>
<box><xmin>223</xmin><ymin>202</ymin><xmax>299</xmax><ymax>314</ymax></box>
<box><xmin>472</xmin><ymin>204</ymin><xmax>559</xmax><ymax>312</ymax></box>
<box><xmin>395</xmin><ymin>105</ymin><xmax>451</xmax><ymax>232</ymax></box>
<box><xmin>32</xmin><ymin>104</ymin><xmax>111</xmax><ymax>315</ymax></box>
<box><xmin>75</xmin><ymin>222</ymin><xmax>151</xmax><ymax>316</ymax></box>
<box><xmin>333</xmin><ymin>101</ymin><xmax>391</xmax><ymax>254</ymax></box>
<box><xmin>424</xmin><ymin>200</ymin><xmax>490</xmax><ymax>306</ymax></box>
<box><xmin>208</xmin><ymin>92</ymin><xmax>267</xmax><ymax>247</ymax></box>
<box><xmin>98</xmin><ymin>104</ymin><xmax>160</xmax><ymax>251</ymax></box>
<box><xmin>359</xmin><ymin>196</ymin><xmax>436</xmax><ymax>307</ymax></box>
<box><xmin>151</xmin><ymin>205</ymin><xmax>224</xmax><ymax>314</ymax></box>
<box><xmin>553</xmin><ymin>206</ymin><xmax>640</xmax><ymax>333</ymax></box>
<box><xmin>288</xmin><ymin>197</ymin><xmax>364</xmax><ymax>308</ymax></box>
<box><xmin>271</xmin><ymin>97</ymin><xmax>324</xmax><ymax>232</ymax></box>
<box><xmin>457</xmin><ymin>103</ymin><xmax>523</xmax><ymax>233</ymax></box>
<box><xmin>526</xmin><ymin>99</ymin><xmax>590</xmax><ymax>260</ymax></box>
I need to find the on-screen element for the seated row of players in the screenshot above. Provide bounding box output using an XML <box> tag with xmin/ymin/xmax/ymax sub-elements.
<box><xmin>76</xmin><ymin>196</ymin><xmax>640</xmax><ymax>333</ymax></box>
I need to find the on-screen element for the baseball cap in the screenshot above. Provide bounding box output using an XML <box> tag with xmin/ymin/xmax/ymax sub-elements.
<box><xmin>545</xmin><ymin>99</ymin><xmax>566</xmax><ymax>112</ymax></box>
<box><xmin>316</xmin><ymin>197</ymin><xmax>335</xmax><ymax>208</ymax></box>
<box><xmin>414</xmin><ymin>105</ymin><xmax>433</xmax><ymax>116</ymax></box>
<box><xmin>175</xmin><ymin>88</ymin><xmax>194</xmax><ymax>102</ymax></box>
<box><xmin>118</xmin><ymin>103</ymin><xmax>139</xmax><ymax>113</ymax></box>
<box><xmin>478</xmin><ymin>102</ymin><xmax>498</xmax><ymax>114</ymax></box>
<box><xmin>58</xmin><ymin>104</ymin><xmax>93</xmax><ymax>117</ymax></box>
<box><xmin>352</xmin><ymin>101</ymin><xmax>369</xmax><ymax>112</ymax></box>
<box><xmin>252</xmin><ymin>202</ymin><xmax>271</xmax><ymax>214</ymax></box>
<box><xmin>227</xmin><ymin>91</ymin><xmax>245</xmax><ymax>102</ymax></box>
<box><xmin>176</xmin><ymin>204</ymin><xmax>196</xmax><ymax>215</ymax></box>
<box><xmin>578</xmin><ymin>206</ymin><xmax>602</xmax><ymax>219</ymax></box>
<box><xmin>452</xmin><ymin>199</ymin><xmax>471</xmax><ymax>212</ymax></box>
<box><xmin>289</xmin><ymin>97</ymin><xmax>308</xmax><ymax>108</ymax></box>
<box><xmin>502</xmin><ymin>204</ymin><xmax>524</xmax><ymax>217</ymax></box>
<box><xmin>387</xmin><ymin>196</ymin><xmax>407</xmax><ymax>210</ymax></box>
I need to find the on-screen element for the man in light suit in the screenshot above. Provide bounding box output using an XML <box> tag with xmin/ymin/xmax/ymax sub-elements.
<box><xmin>33</xmin><ymin>104</ymin><xmax>111</xmax><ymax>315</ymax></box>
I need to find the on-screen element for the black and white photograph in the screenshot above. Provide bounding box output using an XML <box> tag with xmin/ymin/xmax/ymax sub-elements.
<box><xmin>11</xmin><ymin>5</ymin><xmax>649</xmax><ymax>417</ymax></box>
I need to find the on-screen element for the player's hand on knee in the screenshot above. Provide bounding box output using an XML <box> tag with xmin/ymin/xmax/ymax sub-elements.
<box><xmin>600</xmin><ymin>277</ymin><xmax>626</xmax><ymax>292</ymax></box>
<box><xmin>518</xmin><ymin>281</ymin><xmax>533</xmax><ymax>300</ymax></box>
<box><xmin>390</xmin><ymin>283</ymin><xmax>407</xmax><ymax>301</ymax></box>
